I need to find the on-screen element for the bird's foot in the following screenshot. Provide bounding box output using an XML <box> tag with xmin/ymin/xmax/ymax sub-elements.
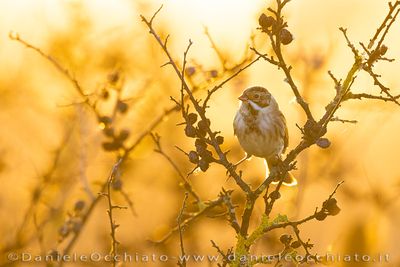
<box><xmin>268</xmin><ymin>155</ymin><xmax>288</xmax><ymax>182</ymax></box>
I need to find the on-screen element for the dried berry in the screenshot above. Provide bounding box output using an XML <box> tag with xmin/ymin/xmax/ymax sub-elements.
<box><xmin>304</xmin><ymin>119</ymin><xmax>323</xmax><ymax>138</ymax></box>
<box><xmin>216</xmin><ymin>136</ymin><xmax>224</xmax><ymax>145</ymax></box>
<box><xmin>71</xmin><ymin>220</ymin><xmax>82</xmax><ymax>233</ymax></box>
<box><xmin>102</xmin><ymin>90</ymin><xmax>110</xmax><ymax>99</ymax></box>
<box><xmin>102</xmin><ymin>141</ymin><xmax>120</xmax><ymax>151</ymax></box>
<box><xmin>197</xmin><ymin>129</ymin><xmax>207</xmax><ymax>138</ymax></box>
<box><xmin>188</xmin><ymin>151</ymin><xmax>199</xmax><ymax>164</ymax></box>
<box><xmin>259</xmin><ymin>13</ymin><xmax>275</xmax><ymax>30</ymax></box>
<box><xmin>117</xmin><ymin>129</ymin><xmax>130</xmax><ymax>141</ymax></box>
<box><xmin>108</xmin><ymin>71</ymin><xmax>120</xmax><ymax>84</ymax></box>
<box><xmin>316</xmin><ymin>138</ymin><xmax>331</xmax><ymax>149</ymax></box>
<box><xmin>32</xmin><ymin>187</ymin><xmax>41</xmax><ymax>202</ymax></box>
<box><xmin>379</xmin><ymin>45</ymin><xmax>388</xmax><ymax>56</ymax></box>
<box><xmin>328</xmin><ymin>205</ymin><xmax>341</xmax><ymax>216</ymax></box>
<box><xmin>258</xmin><ymin>13</ymin><xmax>267</xmax><ymax>26</ymax></box>
<box><xmin>210</xmin><ymin>70</ymin><xmax>218</xmax><ymax>78</ymax></box>
<box><xmin>58</xmin><ymin>225</ymin><xmax>70</xmax><ymax>237</ymax></box>
<box><xmin>270</xmin><ymin>190</ymin><xmax>281</xmax><ymax>200</ymax></box>
<box><xmin>74</xmin><ymin>200</ymin><xmax>85</xmax><ymax>212</ymax></box>
<box><xmin>195</xmin><ymin>139</ymin><xmax>207</xmax><ymax>148</ymax></box>
<box><xmin>99</xmin><ymin>116</ymin><xmax>112</xmax><ymax>125</ymax></box>
<box><xmin>112</xmin><ymin>179</ymin><xmax>123</xmax><ymax>190</ymax></box>
<box><xmin>323</xmin><ymin>198</ymin><xmax>337</xmax><ymax>210</ymax></box>
<box><xmin>198</xmin><ymin>119</ymin><xmax>210</xmax><ymax>131</ymax></box>
<box><xmin>280</xmin><ymin>28</ymin><xmax>293</xmax><ymax>45</ymax></box>
<box><xmin>201</xmin><ymin>150</ymin><xmax>214</xmax><ymax>162</ymax></box>
<box><xmin>198</xmin><ymin>159</ymin><xmax>209</xmax><ymax>172</ymax></box>
<box><xmin>324</xmin><ymin>198</ymin><xmax>341</xmax><ymax>216</ymax></box>
<box><xmin>186</xmin><ymin>66</ymin><xmax>196</xmax><ymax>76</ymax></box>
<box><xmin>187</xmin><ymin>113</ymin><xmax>198</xmax><ymax>125</ymax></box>
<box><xmin>315</xmin><ymin>211</ymin><xmax>328</xmax><ymax>221</ymax></box>
<box><xmin>117</xmin><ymin>101</ymin><xmax>128</xmax><ymax>113</ymax></box>
<box><xmin>279</xmin><ymin>234</ymin><xmax>292</xmax><ymax>245</ymax></box>
<box><xmin>196</xmin><ymin>143</ymin><xmax>207</xmax><ymax>155</ymax></box>
<box><xmin>291</xmin><ymin>241</ymin><xmax>302</xmax><ymax>249</ymax></box>
<box><xmin>185</xmin><ymin>125</ymin><xmax>197</xmax><ymax>138</ymax></box>
<box><xmin>103</xmin><ymin>127</ymin><xmax>114</xmax><ymax>137</ymax></box>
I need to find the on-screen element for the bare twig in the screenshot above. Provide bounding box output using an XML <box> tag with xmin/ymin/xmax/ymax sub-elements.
<box><xmin>153</xmin><ymin>197</ymin><xmax>224</xmax><ymax>243</ymax></box>
<box><xmin>119</xmin><ymin>188</ymin><xmax>138</xmax><ymax>217</ymax></box>
<box><xmin>141</xmin><ymin>6</ymin><xmax>252</xmax><ymax>194</ymax></box>
<box><xmin>211</xmin><ymin>240</ymin><xmax>229</xmax><ymax>267</ymax></box>
<box><xmin>101</xmin><ymin>158</ymin><xmax>126</xmax><ymax>267</ymax></box>
<box><xmin>177</xmin><ymin>192</ymin><xmax>189</xmax><ymax>267</ymax></box>
<box><xmin>363</xmin><ymin>67</ymin><xmax>400</xmax><ymax>106</ymax></box>
<box><xmin>202</xmin><ymin>55</ymin><xmax>263</xmax><ymax>109</ymax></box>
<box><xmin>0</xmin><ymin>126</ymin><xmax>74</xmax><ymax>255</ymax></box>
<box><xmin>219</xmin><ymin>189</ymin><xmax>241</xmax><ymax>234</ymax></box>
<box><xmin>368</xmin><ymin>1</ymin><xmax>400</xmax><ymax>49</ymax></box>
<box><xmin>330</xmin><ymin>117</ymin><xmax>358</xmax><ymax>124</ymax></box>
<box><xmin>151</xmin><ymin>133</ymin><xmax>200</xmax><ymax>202</ymax></box>
<box><xmin>140</xmin><ymin>1</ymin><xmax>400</xmax><ymax>266</ymax></box>
<box><xmin>9</xmin><ymin>32</ymin><xmax>88</xmax><ymax>101</ymax></box>
<box><xmin>204</xmin><ymin>27</ymin><xmax>227</xmax><ymax>70</ymax></box>
<box><xmin>343</xmin><ymin>91</ymin><xmax>400</xmax><ymax>102</ymax></box>
<box><xmin>261</xmin><ymin>1</ymin><xmax>315</xmax><ymax>121</ymax></box>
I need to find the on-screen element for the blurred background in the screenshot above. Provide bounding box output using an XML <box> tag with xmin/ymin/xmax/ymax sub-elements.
<box><xmin>1</xmin><ymin>0</ymin><xmax>400</xmax><ymax>266</ymax></box>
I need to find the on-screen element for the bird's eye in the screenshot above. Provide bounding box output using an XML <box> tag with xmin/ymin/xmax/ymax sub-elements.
<box><xmin>254</xmin><ymin>94</ymin><xmax>259</xmax><ymax>99</ymax></box>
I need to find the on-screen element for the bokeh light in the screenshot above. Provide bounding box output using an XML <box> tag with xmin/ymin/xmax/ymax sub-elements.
<box><xmin>1</xmin><ymin>0</ymin><xmax>400</xmax><ymax>266</ymax></box>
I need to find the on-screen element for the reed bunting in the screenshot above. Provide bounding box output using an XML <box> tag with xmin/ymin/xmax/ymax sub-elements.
<box><xmin>233</xmin><ymin>86</ymin><xmax>297</xmax><ymax>186</ymax></box>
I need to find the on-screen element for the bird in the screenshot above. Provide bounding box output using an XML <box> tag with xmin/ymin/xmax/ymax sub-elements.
<box><xmin>233</xmin><ymin>86</ymin><xmax>297</xmax><ymax>186</ymax></box>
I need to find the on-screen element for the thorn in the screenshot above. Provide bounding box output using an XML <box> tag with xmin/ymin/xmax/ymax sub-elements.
<box><xmin>160</xmin><ymin>61</ymin><xmax>171</xmax><ymax>68</ymax></box>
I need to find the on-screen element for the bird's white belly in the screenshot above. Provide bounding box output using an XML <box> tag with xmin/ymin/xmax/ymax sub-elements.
<box><xmin>238</xmin><ymin>130</ymin><xmax>279</xmax><ymax>158</ymax></box>
<box><xmin>234</xmin><ymin>111</ymin><xmax>284</xmax><ymax>158</ymax></box>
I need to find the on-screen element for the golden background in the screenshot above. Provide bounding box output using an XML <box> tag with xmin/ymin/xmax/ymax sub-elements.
<box><xmin>0</xmin><ymin>0</ymin><xmax>399</xmax><ymax>266</ymax></box>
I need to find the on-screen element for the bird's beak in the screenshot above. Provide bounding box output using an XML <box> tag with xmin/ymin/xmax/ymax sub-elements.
<box><xmin>238</xmin><ymin>94</ymin><xmax>248</xmax><ymax>102</ymax></box>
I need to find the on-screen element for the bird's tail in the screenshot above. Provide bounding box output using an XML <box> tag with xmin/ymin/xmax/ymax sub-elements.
<box><xmin>265</xmin><ymin>159</ymin><xmax>297</xmax><ymax>187</ymax></box>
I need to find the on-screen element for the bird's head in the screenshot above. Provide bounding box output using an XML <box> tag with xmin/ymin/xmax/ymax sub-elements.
<box><xmin>239</xmin><ymin>86</ymin><xmax>273</xmax><ymax>110</ymax></box>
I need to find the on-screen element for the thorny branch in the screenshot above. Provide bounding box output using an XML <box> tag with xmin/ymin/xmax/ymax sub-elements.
<box><xmin>9</xmin><ymin>31</ymin><xmax>143</xmax><ymax>259</ymax></box>
<box><xmin>204</xmin><ymin>27</ymin><xmax>227</xmax><ymax>70</ymax></box>
<box><xmin>220</xmin><ymin>189</ymin><xmax>241</xmax><ymax>234</ymax></box>
<box><xmin>8</xmin><ymin>32</ymin><xmax>87</xmax><ymax>99</ymax></box>
<box><xmin>211</xmin><ymin>240</ymin><xmax>230</xmax><ymax>267</ymax></box>
<box><xmin>141</xmin><ymin>8</ymin><xmax>253</xmax><ymax>194</ymax></box>
<box><xmin>7</xmin><ymin>0</ymin><xmax>399</xmax><ymax>266</ymax></box>
<box><xmin>177</xmin><ymin>192</ymin><xmax>189</xmax><ymax>267</ymax></box>
<box><xmin>0</xmin><ymin>126</ymin><xmax>74</xmax><ymax>257</ymax></box>
<box><xmin>154</xmin><ymin>196</ymin><xmax>224</xmax><ymax>243</ymax></box>
<box><xmin>142</xmin><ymin>0</ymin><xmax>400</xmax><ymax>266</ymax></box>
<box><xmin>9</xmin><ymin>20</ymin><xmax>257</xmax><ymax>258</ymax></box>
<box><xmin>100</xmin><ymin>158</ymin><xmax>126</xmax><ymax>267</ymax></box>
<box><xmin>343</xmin><ymin>92</ymin><xmax>400</xmax><ymax>102</ymax></box>
<box><xmin>151</xmin><ymin>133</ymin><xmax>200</xmax><ymax>202</ymax></box>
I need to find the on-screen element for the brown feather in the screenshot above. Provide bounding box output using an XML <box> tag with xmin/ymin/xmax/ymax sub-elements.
<box><xmin>233</xmin><ymin>86</ymin><xmax>297</xmax><ymax>186</ymax></box>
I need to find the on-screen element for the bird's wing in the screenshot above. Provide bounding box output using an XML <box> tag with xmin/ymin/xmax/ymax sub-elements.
<box><xmin>233</xmin><ymin>112</ymin><xmax>239</xmax><ymax>136</ymax></box>
<box><xmin>282</xmin><ymin>112</ymin><xmax>289</xmax><ymax>153</ymax></box>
